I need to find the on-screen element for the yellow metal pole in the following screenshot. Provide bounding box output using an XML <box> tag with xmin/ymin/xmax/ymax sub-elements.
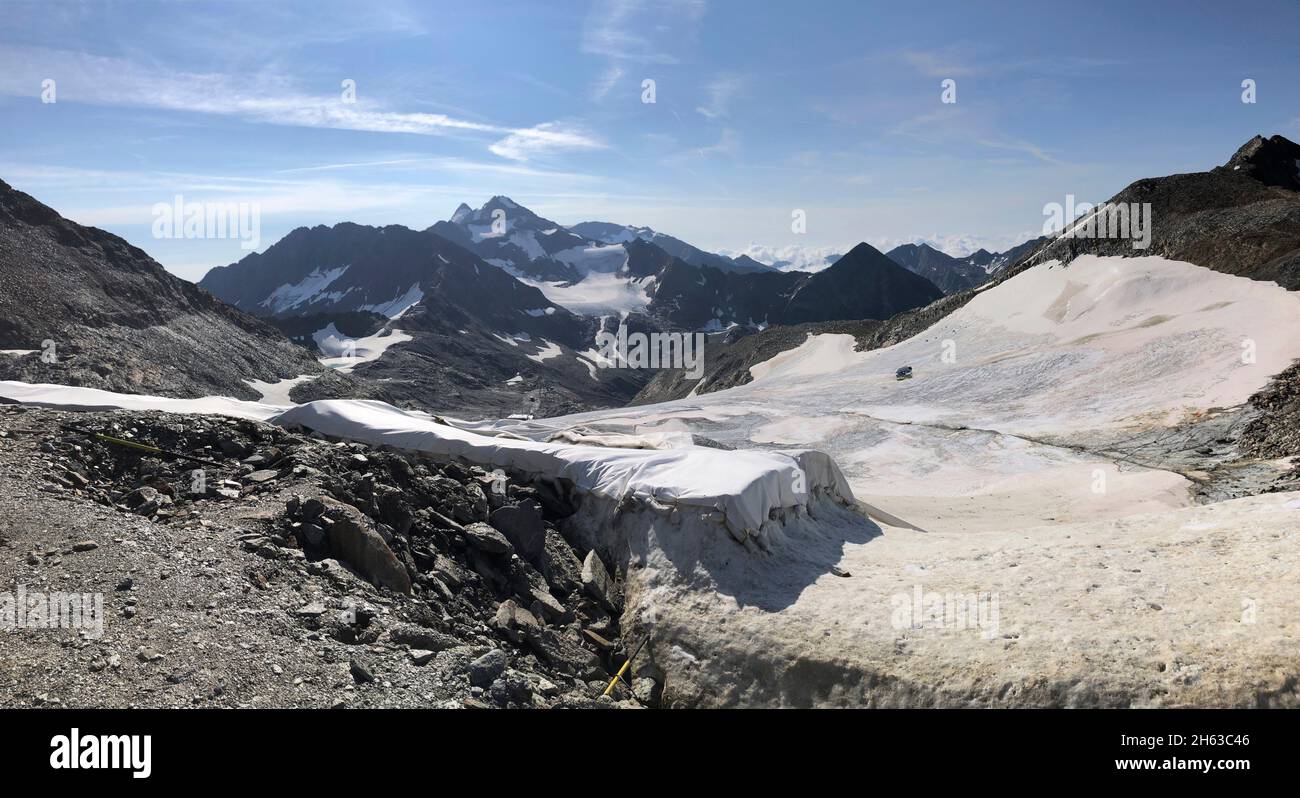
<box><xmin>602</xmin><ymin>636</ymin><xmax>648</xmax><ymax>697</ymax></box>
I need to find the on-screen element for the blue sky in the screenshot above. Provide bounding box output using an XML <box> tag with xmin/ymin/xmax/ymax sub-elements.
<box><xmin>1</xmin><ymin>0</ymin><xmax>1297</xmax><ymax>280</ymax></box>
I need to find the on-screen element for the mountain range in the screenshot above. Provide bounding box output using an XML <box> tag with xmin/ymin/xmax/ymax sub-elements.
<box><xmin>884</xmin><ymin>237</ymin><xmax>1044</xmax><ymax>294</ymax></box>
<box><xmin>193</xmin><ymin>196</ymin><xmax>951</xmax><ymax>413</ymax></box>
<box><xmin>10</xmin><ymin>134</ymin><xmax>1292</xmax><ymax>419</ymax></box>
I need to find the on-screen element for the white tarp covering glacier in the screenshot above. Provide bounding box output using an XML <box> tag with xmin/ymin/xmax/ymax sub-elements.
<box><xmin>0</xmin><ymin>383</ymin><xmax>855</xmax><ymax>536</ymax></box>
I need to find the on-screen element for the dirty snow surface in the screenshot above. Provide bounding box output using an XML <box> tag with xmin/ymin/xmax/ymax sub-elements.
<box><xmin>553</xmin><ymin>255</ymin><xmax>1300</xmax><ymax>533</ymax></box>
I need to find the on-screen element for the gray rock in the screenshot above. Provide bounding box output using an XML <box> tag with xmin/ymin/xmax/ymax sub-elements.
<box><xmin>489</xmin><ymin>502</ymin><xmax>546</xmax><ymax>564</ymax></box>
<box><xmin>136</xmin><ymin>494</ymin><xmax>173</xmax><ymax>516</ymax></box>
<box><xmin>581</xmin><ymin>550</ymin><xmax>618</xmax><ymax>611</ymax></box>
<box><xmin>496</xmin><ymin>670</ymin><xmax>533</xmax><ymax>703</ymax></box>
<box><xmin>469</xmin><ymin>648</ymin><xmax>507</xmax><ymax>687</ymax></box>
<box><xmin>302</xmin><ymin>498</ymin><xmax>326</xmax><ymax>520</ymax></box>
<box><xmin>464</xmin><ymin>522</ymin><xmax>512</xmax><ymax>556</ymax></box>
<box><xmin>300</xmin><ymin>523</ymin><xmax>325</xmax><ymax>547</ymax></box>
<box><xmin>541</xmin><ymin>530</ymin><xmax>583</xmax><ymax>596</ymax></box>
<box><xmin>217</xmin><ymin>438</ymin><xmax>250</xmax><ymax>459</ymax></box>
<box><xmin>408</xmin><ymin>649</ymin><xmax>435</xmax><ymax>666</ymax></box>
<box><xmin>315</xmin><ymin>496</ymin><xmax>412</xmax><ymax>594</ymax></box>
<box><xmin>632</xmin><ymin>677</ymin><xmax>658</xmax><ymax>701</ymax></box>
<box><xmin>430</xmin><ymin>554</ymin><xmax>467</xmax><ymax>590</ymax></box>
<box><xmin>388</xmin><ymin>624</ymin><xmax>459</xmax><ymax>653</ymax></box>
<box><xmin>526</xmin><ymin>627</ymin><xmax>601</xmax><ymax>675</ymax></box>
<box><xmin>527</xmin><ymin>586</ymin><xmax>570</xmax><ymax>624</ymax></box>
<box><xmin>466</xmin><ymin>482</ymin><xmax>489</xmax><ymax>520</ymax></box>
<box><xmin>122</xmin><ymin>486</ymin><xmax>158</xmax><ymax>509</ymax></box>
<box><xmin>349</xmin><ymin>657</ymin><xmax>375</xmax><ymax>684</ymax></box>
<box><xmin>492</xmin><ymin>599</ymin><xmax>541</xmax><ymax>644</ymax></box>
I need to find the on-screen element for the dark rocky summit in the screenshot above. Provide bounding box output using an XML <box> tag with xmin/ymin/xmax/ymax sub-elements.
<box><xmin>884</xmin><ymin>242</ymin><xmax>990</xmax><ymax>294</ymax></box>
<box><xmin>1016</xmin><ymin>133</ymin><xmax>1300</xmax><ymax>290</ymax></box>
<box><xmin>643</xmin><ymin>241</ymin><xmax>943</xmax><ymax>330</ymax></box>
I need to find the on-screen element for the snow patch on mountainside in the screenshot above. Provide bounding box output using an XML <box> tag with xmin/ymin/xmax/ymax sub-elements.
<box><xmin>260</xmin><ymin>265</ymin><xmax>350</xmax><ymax>314</ymax></box>
<box><xmin>748</xmin><ymin>333</ymin><xmax>865</xmax><ymax>383</ymax></box>
<box><xmin>523</xmin><ymin>271</ymin><xmax>651</xmax><ymax>316</ymax></box>
<box><xmin>244</xmin><ymin>375</ymin><xmax>316</xmax><ymax>405</ymax></box>
<box><xmin>360</xmin><ymin>283</ymin><xmax>424</xmax><ymax>318</ymax></box>
<box><xmin>492</xmin><ymin>332</ymin><xmax>532</xmax><ymax>347</ymax></box>
<box><xmin>552</xmin><ymin>243</ymin><xmax>629</xmax><ymax>274</ymax></box>
<box><xmin>526</xmin><ymin>340</ymin><xmax>562</xmax><ymax>363</ymax></box>
<box><xmin>314</xmin><ymin>323</ymin><xmax>413</xmax><ymax>373</ymax></box>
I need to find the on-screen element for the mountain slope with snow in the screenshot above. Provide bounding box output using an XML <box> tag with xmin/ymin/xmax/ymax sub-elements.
<box><xmin>434</xmin><ymin>198</ymin><xmax>938</xmax><ymax>330</ymax></box>
<box><xmin>199</xmin><ymin>220</ymin><xmax>652</xmax><ymax>416</ymax></box>
<box><xmin>1018</xmin><ymin>134</ymin><xmax>1300</xmax><ymax>289</ymax></box>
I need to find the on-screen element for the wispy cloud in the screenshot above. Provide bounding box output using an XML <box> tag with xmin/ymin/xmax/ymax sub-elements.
<box><xmin>889</xmin><ymin>107</ymin><xmax>966</xmax><ymax>138</ymax></box>
<box><xmin>590</xmin><ymin>65</ymin><xmax>626</xmax><ymax>101</ymax></box>
<box><xmin>900</xmin><ymin>49</ymin><xmax>981</xmax><ymax>78</ymax></box>
<box><xmin>581</xmin><ymin>0</ymin><xmax>707</xmax><ymax>64</ymax></box>
<box><xmin>698</xmin><ymin>128</ymin><xmax>740</xmax><ymax>158</ymax></box>
<box><xmin>976</xmin><ymin>138</ymin><xmax>1061</xmax><ymax>164</ymax></box>
<box><xmin>696</xmin><ymin>74</ymin><xmax>743</xmax><ymax>119</ymax></box>
<box><xmin>273</xmin><ymin>157</ymin><xmax>600</xmax><ymax>183</ymax></box>
<box><xmin>899</xmin><ymin>48</ymin><xmax>1124</xmax><ymax>80</ymax></box>
<box><xmin>0</xmin><ymin>46</ymin><xmax>603</xmax><ymax>159</ymax></box>
<box><xmin>489</xmin><ymin>122</ymin><xmax>607</xmax><ymax>162</ymax></box>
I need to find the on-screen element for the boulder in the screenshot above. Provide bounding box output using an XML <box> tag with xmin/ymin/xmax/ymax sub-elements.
<box><xmin>492</xmin><ymin>599</ymin><xmax>541</xmax><ymax>644</ymax></box>
<box><xmin>540</xmin><ymin>530</ymin><xmax>583</xmax><ymax>597</ymax></box>
<box><xmin>469</xmin><ymin>649</ymin><xmax>507</xmax><ymax>687</ymax></box>
<box><xmin>489</xmin><ymin>501</ymin><xmax>546</xmax><ymax>564</ymax></box>
<box><xmin>526</xmin><ymin>627</ymin><xmax>602</xmax><ymax>676</ymax></box>
<box><xmin>581</xmin><ymin>550</ymin><xmax>618</xmax><ymax>611</ymax></box>
<box><xmin>527</xmin><ymin>587</ymin><xmax>571</xmax><ymax>624</ymax></box>
<box><xmin>464</xmin><ymin>522</ymin><xmax>512</xmax><ymax>556</ymax></box>
<box><xmin>388</xmin><ymin>624</ymin><xmax>459</xmax><ymax>653</ymax></box>
<box><xmin>316</xmin><ymin>496</ymin><xmax>412</xmax><ymax>594</ymax></box>
<box><xmin>122</xmin><ymin>486</ymin><xmax>158</xmax><ymax>509</ymax></box>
